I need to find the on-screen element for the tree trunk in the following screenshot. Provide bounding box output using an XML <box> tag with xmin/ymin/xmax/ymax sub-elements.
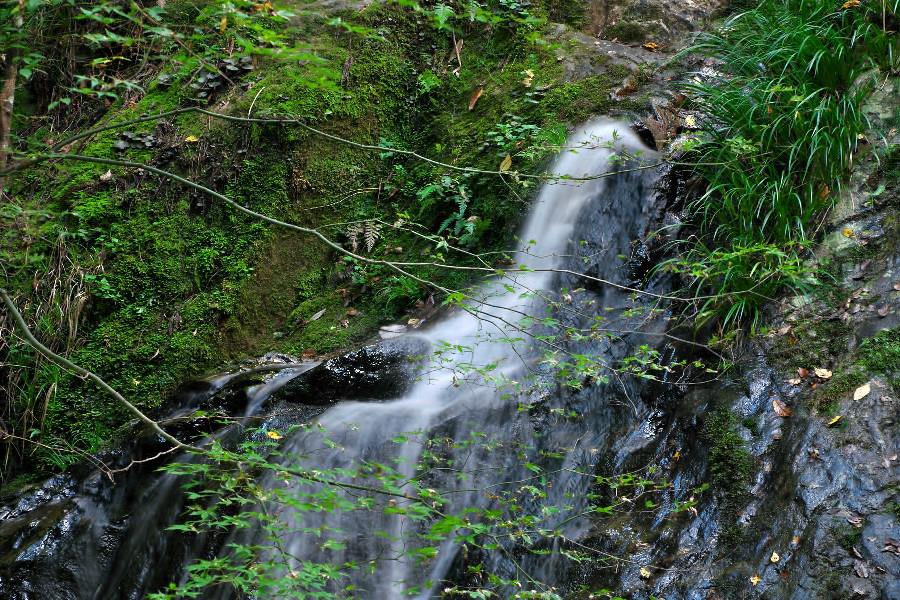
<box><xmin>0</xmin><ymin>61</ymin><xmax>17</xmax><ymax>192</ymax></box>
<box><xmin>0</xmin><ymin>0</ymin><xmax>24</xmax><ymax>199</ymax></box>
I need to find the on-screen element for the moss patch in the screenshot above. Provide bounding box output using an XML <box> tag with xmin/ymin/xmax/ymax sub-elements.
<box><xmin>702</xmin><ymin>410</ymin><xmax>754</xmax><ymax>545</ymax></box>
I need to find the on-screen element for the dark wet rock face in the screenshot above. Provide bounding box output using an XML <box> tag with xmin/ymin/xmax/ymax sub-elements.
<box><xmin>275</xmin><ymin>337</ymin><xmax>430</xmax><ymax>405</ymax></box>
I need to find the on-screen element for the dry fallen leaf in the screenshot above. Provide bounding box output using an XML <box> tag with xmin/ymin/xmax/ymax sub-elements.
<box><xmin>308</xmin><ymin>308</ymin><xmax>327</xmax><ymax>322</ymax></box>
<box><xmin>99</xmin><ymin>169</ymin><xmax>113</xmax><ymax>182</ymax></box>
<box><xmin>770</xmin><ymin>551</ymin><xmax>780</xmax><ymax>563</ymax></box>
<box><xmin>842</xmin><ymin>0</ymin><xmax>860</xmax><ymax>8</ymax></box>
<box><xmin>521</xmin><ymin>69</ymin><xmax>534</xmax><ymax>87</ymax></box>
<box><xmin>639</xmin><ymin>566</ymin><xmax>652</xmax><ymax>579</ymax></box>
<box><xmin>842</xmin><ymin>227</ymin><xmax>855</xmax><ymax>238</ymax></box>
<box><xmin>814</xmin><ymin>368</ymin><xmax>833</xmax><ymax>379</ymax></box>
<box><xmin>787</xmin><ymin>377</ymin><xmax>802</xmax><ymax>385</ymax></box>
<box><xmin>791</xmin><ymin>535</ymin><xmax>801</xmax><ymax>548</ymax></box>
<box><xmin>893</xmin><ymin>282</ymin><xmax>900</xmax><ymax>291</ymax></box>
<box><xmin>184</xmin><ymin>134</ymin><xmax>200</xmax><ymax>142</ymax></box>
<box><xmin>468</xmin><ymin>86</ymin><xmax>483</xmax><ymax>111</ymax></box>
<box><xmin>266</xmin><ymin>430</ymin><xmax>283</xmax><ymax>440</ymax></box>
<box><xmin>642</xmin><ymin>41</ymin><xmax>660</xmax><ymax>51</ymax></box>
<box><xmin>773</xmin><ymin>398</ymin><xmax>793</xmax><ymax>417</ymax></box>
<box><xmin>827</xmin><ymin>415</ymin><xmax>843</xmax><ymax>427</ymax></box>
<box><xmin>797</xmin><ymin>367</ymin><xmax>809</xmax><ymax>378</ymax></box>
<box><xmin>499</xmin><ymin>154</ymin><xmax>512</xmax><ymax>172</ymax></box>
<box><xmin>853</xmin><ymin>383</ymin><xmax>871</xmax><ymax>401</ymax></box>
<box><xmin>750</xmin><ymin>574</ymin><xmax>761</xmax><ymax>586</ymax></box>
<box><xmin>346</xmin><ymin>307</ymin><xmax>359</xmax><ymax>317</ymax></box>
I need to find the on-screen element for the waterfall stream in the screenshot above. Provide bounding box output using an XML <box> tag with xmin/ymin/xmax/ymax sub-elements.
<box><xmin>239</xmin><ymin>119</ymin><xmax>661</xmax><ymax>597</ymax></box>
<box><xmin>1</xmin><ymin>119</ymin><xmax>665</xmax><ymax>599</ymax></box>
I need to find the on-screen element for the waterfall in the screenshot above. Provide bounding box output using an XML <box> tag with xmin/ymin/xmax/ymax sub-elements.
<box><xmin>0</xmin><ymin>119</ymin><xmax>661</xmax><ymax>600</ymax></box>
<box><xmin>260</xmin><ymin>119</ymin><xmax>658</xmax><ymax>597</ymax></box>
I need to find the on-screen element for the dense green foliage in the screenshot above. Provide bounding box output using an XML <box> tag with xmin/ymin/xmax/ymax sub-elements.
<box><xmin>666</xmin><ymin>0</ymin><xmax>898</xmax><ymax>328</ymax></box>
<box><xmin>0</xmin><ymin>1</ymin><xmax>651</xmax><ymax>475</ymax></box>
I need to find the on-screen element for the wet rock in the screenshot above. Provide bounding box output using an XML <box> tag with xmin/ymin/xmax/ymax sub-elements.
<box><xmin>275</xmin><ymin>337</ymin><xmax>430</xmax><ymax>405</ymax></box>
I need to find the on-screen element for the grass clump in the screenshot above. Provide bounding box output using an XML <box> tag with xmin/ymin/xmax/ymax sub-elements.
<box><xmin>664</xmin><ymin>0</ymin><xmax>898</xmax><ymax>329</ymax></box>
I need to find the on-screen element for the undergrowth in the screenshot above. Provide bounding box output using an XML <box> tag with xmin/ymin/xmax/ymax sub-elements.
<box><xmin>664</xmin><ymin>0</ymin><xmax>898</xmax><ymax>330</ymax></box>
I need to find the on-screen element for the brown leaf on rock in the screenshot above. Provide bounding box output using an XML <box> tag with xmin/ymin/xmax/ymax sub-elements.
<box><xmin>773</xmin><ymin>398</ymin><xmax>793</xmax><ymax>417</ymax></box>
<box><xmin>797</xmin><ymin>367</ymin><xmax>809</xmax><ymax>378</ymax></box>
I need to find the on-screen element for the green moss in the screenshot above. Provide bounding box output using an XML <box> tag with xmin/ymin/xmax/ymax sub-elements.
<box><xmin>832</xmin><ymin>521</ymin><xmax>863</xmax><ymax>552</ymax></box>
<box><xmin>810</xmin><ymin>326</ymin><xmax>900</xmax><ymax>413</ymax></box>
<box><xmin>605</xmin><ymin>21</ymin><xmax>648</xmax><ymax>43</ymax></box>
<box><xmin>702</xmin><ymin>410</ymin><xmax>754</xmax><ymax>545</ymax></box>
<box><xmin>768</xmin><ymin>318</ymin><xmax>853</xmax><ymax>373</ymax></box>
<box><xmin>858</xmin><ymin>326</ymin><xmax>900</xmax><ymax>376</ymax></box>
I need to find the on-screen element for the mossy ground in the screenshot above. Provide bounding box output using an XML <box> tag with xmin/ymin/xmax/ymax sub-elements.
<box><xmin>1</xmin><ymin>2</ymin><xmax>655</xmax><ymax>477</ymax></box>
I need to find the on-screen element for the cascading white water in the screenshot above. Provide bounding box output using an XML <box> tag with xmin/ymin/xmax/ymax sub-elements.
<box><xmin>264</xmin><ymin>120</ymin><xmax>655</xmax><ymax>597</ymax></box>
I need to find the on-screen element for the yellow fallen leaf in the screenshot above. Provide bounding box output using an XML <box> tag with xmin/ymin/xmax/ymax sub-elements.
<box><xmin>642</xmin><ymin>41</ymin><xmax>659</xmax><ymax>51</ymax></box>
<box><xmin>852</xmin><ymin>382</ymin><xmax>870</xmax><ymax>401</ymax></box>
<box><xmin>639</xmin><ymin>566</ymin><xmax>651</xmax><ymax>579</ymax></box>
<box><xmin>266</xmin><ymin>430</ymin><xmax>283</xmax><ymax>440</ymax></box>
<box><xmin>750</xmin><ymin>574</ymin><xmax>761</xmax><ymax>586</ymax></box>
<box><xmin>827</xmin><ymin>415</ymin><xmax>842</xmax><ymax>427</ymax></box>
<box><xmin>184</xmin><ymin>135</ymin><xmax>200</xmax><ymax>142</ymax></box>
<box><xmin>219</xmin><ymin>15</ymin><xmax>228</xmax><ymax>34</ymax></box>
<box><xmin>842</xmin><ymin>227</ymin><xmax>855</xmax><ymax>238</ymax></box>
<box><xmin>499</xmin><ymin>154</ymin><xmax>512</xmax><ymax>172</ymax></box>
<box><xmin>814</xmin><ymin>368</ymin><xmax>832</xmax><ymax>379</ymax></box>
<box><xmin>683</xmin><ymin>114</ymin><xmax>697</xmax><ymax>128</ymax></box>
<box><xmin>770</xmin><ymin>551</ymin><xmax>780</xmax><ymax>563</ymax></box>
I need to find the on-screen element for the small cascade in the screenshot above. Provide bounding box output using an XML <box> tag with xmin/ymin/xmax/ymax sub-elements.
<box><xmin>250</xmin><ymin>119</ymin><xmax>661</xmax><ymax>597</ymax></box>
<box><xmin>1</xmin><ymin>119</ymin><xmax>667</xmax><ymax>599</ymax></box>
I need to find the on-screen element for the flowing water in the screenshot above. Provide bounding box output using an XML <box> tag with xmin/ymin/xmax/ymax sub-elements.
<box><xmin>235</xmin><ymin>119</ymin><xmax>663</xmax><ymax>597</ymax></box>
<box><xmin>1</xmin><ymin>119</ymin><xmax>666</xmax><ymax>599</ymax></box>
